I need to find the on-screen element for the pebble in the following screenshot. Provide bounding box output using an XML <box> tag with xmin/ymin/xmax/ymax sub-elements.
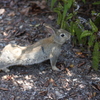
<box><xmin>0</xmin><ymin>16</ymin><xmax>2</xmax><ymax>19</ymax></box>
<box><xmin>55</xmin><ymin>90</ymin><xmax>63</xmax><ymax>98</ymax></box>
<box><xmin>0</xmin><ymin>43</ymin><xmax>5</xmax><ymax>48</ymax></box>
<box><xmin>9</xmin><ymin>40</ymin><xmax>16</xmax><ymax>44</ymax></box>
<box><xmin>19</xmin><ymin>25</ymin><xmax>23</xmax><ymax>29</ymax></box>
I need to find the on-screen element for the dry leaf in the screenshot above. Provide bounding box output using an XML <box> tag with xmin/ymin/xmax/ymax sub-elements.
<box><xmin>78</xmin><ymin>62</ymin><xmax>86</xmax><ymax>67</ymax></box>
<box><xmin>69</xmin><ymin>64</ymin><xmax>74</xmax><ymax>68</ymax></box>
<box><xmin>0</xmin><ymin>87</ymin><xmax>9</xmax><ymax>91</ymax></box>
<box><xmin>35</xmin><ymin>0</ymin><xmax>47</xmax><ymax>9</ymax></box>
<box><xmin>49</xmin><ymin>78</ymin><xmax>57</xmax><ymax>86</ymax></box>
<box><xmin>20</xmin><ymin>7</ymin><xmax>31</xmax><ymax>16</ymax></box>
<box><xmin>48</xmin><ymin>15</ymin><xmax>55</xmax><ymax>20</ymax></box>
<box><xmin>44</xmin><ymin>78</ymin><xmax>57</xmax><ymax>87</ymax></box>
<box><xmin>44</xmin><ymin>80</ymin><xmax>50</xmax><ymax>87</ymax></box>
<box><xmin>3</xmin><ymin>32</ymin><xmax>8</xmax><ymax>36</ymax></box>
<box><xmin>60</xmin><ymin>64</ymin><xmax>65</xmax><ymax>70</ymax></box>
<box><xmin>39</xmin><ymin>91</ymin><xmax>48</xmax><ymax>96</ymax></box>
<box><xmin>2</xmin><ymin>75</ymin><xmax>14</xmax><ymax>81</ymax></box>
<box><xmin>0</xmin><ymin>9</ymin><xmax>5</xmax><ymax>15</ymax></box>
<box><xmin>75</xmin><ymin>52</ymin><xmax>82</xmax><ymax>55</ymax></box>
<box><xmin>8</xmin><ymin>11</ymin><xmax>15</xmax><ymax>16</ymax></box>
<box><xmin>65</xmin><ymin>68</ymin><xmax>72</xmax><ymax>76</ymax></box>
<box><xmin>75</xmin><ymin>52</ymin><xmax>86</xmax><ymax>58</ymax></box>
<box><xmin>93</xmin><ymin>92</ymin><xmax>96</xmax><ymax>97</ymax></box>
<box><xmin>92</xmin><ymin>82</ymin><xmax>100</xmax><ymax>91</ymax></box>
<box><xmin>49</xmin><ymin>78</ymin><xmax>54</xmax><ymax>83</ymax></box>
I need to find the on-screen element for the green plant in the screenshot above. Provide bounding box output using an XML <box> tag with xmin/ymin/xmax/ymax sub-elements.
<box><xmin>92</xmin><ymin>42</ymin><xmax>100</xmax><ymax>70</ymax></box>
<box><xmin>82</xmin><ymin>0</ymin><xmax>86</xmax><ymax>3</ymax></box>
<box><xmin>93</xmin><ymin>1</ymin><xmax>100</xmax><ymax>5</ymax></box>
<box><xmin>50</xmin><ymin>0</ymin><xmax>100</xmax><ymax>70</ymax></box>
<box><xmin>51</xmin><ymin>0</ymin><xmax>73</xmax><ymax>28</ymax></box>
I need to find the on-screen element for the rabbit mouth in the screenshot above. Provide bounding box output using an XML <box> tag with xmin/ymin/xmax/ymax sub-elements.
<box><xmin>68</xmin><ymin>35</ymin><xmax>71</xmax><ymax>40</ymax></box>
<box><xmin>67</xmin><ymin>34</ymin><xmax>71</xmax><ymax>40</ymax></box>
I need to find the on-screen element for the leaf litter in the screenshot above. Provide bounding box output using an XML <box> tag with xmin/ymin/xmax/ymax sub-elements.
<box><xmin>0</xmin><ymin>0</ymin><xmax>100</xmax><ymax>100</ymax></box>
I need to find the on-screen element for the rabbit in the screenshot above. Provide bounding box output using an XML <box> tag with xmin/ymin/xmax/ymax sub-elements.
<box><xmin>0</xmin><ymin>25</ymin><xmax>71</xmax><ymax>72</ymax></box>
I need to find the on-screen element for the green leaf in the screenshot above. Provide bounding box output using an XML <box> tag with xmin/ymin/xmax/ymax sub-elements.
<box><xmin>69</xmin><ymin>21</ymin><xmax>74</xmax><ymax>35</ymax></box>
<box><xmin>53</xmin><ymin>2</ymin><xmax>63</xmax><ymax>25</ymax></box>
<box><xmin>80</xmin><ymin>30</ymin><xmax>93</xmax><ymax>39</ymax></box>
<box><xmin>82</xmin><ymin>0</ymin><xmax>86</xmax><ymax>3</ymax></box>
<box><xmin>89</xmin><ymin>19</ymin><xmax>98</xmax><ymax>32</ymax></box>
<box><xmin>93</xmin><ymin>1</ymin><xmax>100</xmax><ymax>5</ymax></box>
<box><xmin>88</xmin><ymin>35</ymin><xmax>96</xmax><ymax>47</ymax></box>
<box><xmin>64</xmin><ymin>22</ymin><xmax>70</xmax><ymax>31</ymax></box>
<box><xmin>61</xmin><ymin>0</ymin><xmax>73</xmax><ymax>28</ymax></box>
<box><xmin>51</xmin><ymin>0</ymin><xmax>57</xmax><ymax>9</ymax></box>
<box><xmin>92</xmin><ymin>42</ymin><xmax>100</xmax><ymax>70</ymax></box>
<box><xmin>53</xmin><ymin>9</ymin><xmax>62</xmax><ymax>25</ymax></box>
<box><xmin>66</xmin><ymin>13</ymin><xmax>73</xmax><ymax>20</ymax></box>
<box><xmin>73</xmin><ymin>22</ymin><xmax>82</xmax><ymax>42</ymax></box>
<box><xmin>56</xmin><ymin>2</ymin><xmax>63</xmax><ymax>10</ymax></box>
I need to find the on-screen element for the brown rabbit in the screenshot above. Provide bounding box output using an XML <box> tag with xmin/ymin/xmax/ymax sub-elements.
<box><xmin>0</xmin><ymin>25</ymin><xmax>71</xmax><ymax>72</ymax></box>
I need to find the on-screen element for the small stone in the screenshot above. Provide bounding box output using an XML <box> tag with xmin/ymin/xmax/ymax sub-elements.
<box><xmin>0</xmin><ymin>16</ymin><xmax>2</xmax><ymax>19</ymax></box>
<box><xmin>55</xmin><ymin>90</ymin><xmax>63</xmax><ymax>97</ymax></box>
<box><xmin>19</xmin><ymin>25</ymin><xmax>23</xmax><ymax>29</ymax></box>
<box><xmin>48</xmin><ymin>15</ymin><xmax>55</xmax><ymax>20</ymax></box>
<box><xmin>0</xmin><ymin>34</ymin><xmax>4</xmax><ymax>39</ymax></box>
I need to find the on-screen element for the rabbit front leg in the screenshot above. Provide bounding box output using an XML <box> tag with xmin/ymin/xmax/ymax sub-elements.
<box><xmin>50</xmin><ymin>55</ymin><xmax>60</xmax><ymax>71</ymax></box>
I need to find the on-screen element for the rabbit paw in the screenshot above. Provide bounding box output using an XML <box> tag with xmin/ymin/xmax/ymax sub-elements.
<box><xmin>1</xmin><ymin>68</ymin><xmax>10</xmax><ymax>73</ymax></box>
<box><xmin>52</xmin><ymin>66</ymin><xmax>61</xmax><ymax>71</ymax></box>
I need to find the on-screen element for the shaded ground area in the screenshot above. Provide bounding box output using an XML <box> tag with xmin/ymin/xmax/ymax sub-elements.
<box><xmin>0</xmin><ymin>0</ymin><xmax>100</xmax><ymax>100</ymax></box>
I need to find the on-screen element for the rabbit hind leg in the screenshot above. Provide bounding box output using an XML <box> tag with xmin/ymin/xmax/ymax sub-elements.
<box><xmin>0</xmin><ymin>67</ymin><xmax>10</xmax><ymax>72</ymax></box>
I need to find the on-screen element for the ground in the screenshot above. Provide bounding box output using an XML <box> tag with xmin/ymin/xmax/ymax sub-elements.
<box><xmin>0</xmin><ymin>0</ymin><xmax>100</xmax><ymax>100</ymax></box>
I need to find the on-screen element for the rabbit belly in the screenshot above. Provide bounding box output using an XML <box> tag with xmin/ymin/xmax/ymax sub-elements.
<box><xmin>18</xmin><ymin>47</ymin><xmax>50</xmax><ymax>65</ymax></box>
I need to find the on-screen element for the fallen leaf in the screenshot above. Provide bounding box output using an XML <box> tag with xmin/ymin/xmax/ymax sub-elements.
<box><xmin>44</xmin><ymin>80</ymin><xmax>50</xmax><ymax>87</ymax></box>
<box><xmin>2</xmin><ymin>75</ymin><xmax>13</xmax><ymax>81</ymax></box>
<box><xmin>0</xmin><ymin>9</ymin><xmax>5</xmax><ymax>15</ymax></box>
<box><xmin>49</xmin><ymin>78</ymin><xmax>57</xmax><ymax>86</ymax></box>
<box><xmin>39</xmin><ymin>91</ymin><xmax>48</xmax><ymax>96</ymax></box>
<box><xmin>34</xmin><ymin>0</ymin><xmax>47</xmax><ymax>9</ymax></box>
<box><xmin>0</xmin><ymin>87</ymin><xmax>9</xmax><ymax>91</ymax></box>
<box><xmin>92</xmin><ymin>82</ymin><xmax>100</xmax><ymax>91</ymax></box>
<box><xmin>75</xmin><ymin>52</ymin><xmax>86</xmax><ymax>58</ymax></box>
<box><xmin>48</xmin><ymin>15</ymin><xmax>55</xmax><ymax>20</ymax></box>
<box><xmin>44</xmin><ymin>78</ymin><xmax>57</xmax><ymax>87</ymax></box>
<box><xmin>39</xmin><ymin>0</ymin><xmax>47</xmax><ymax>9</ymax></box>
<box><xmin>60</xmin><ymin>64</ymin><xmax>65</xmax><ymax>70</ymax></box>
<box><xmin>78</xmin><ymin>62</ymin><xmax>86</xmax><ymax>67</ymax></box>
<box><xmin>15</xmin><ymin>30</ymin><xmax>26</xmax><ymax>37</ymax></box>
<box><xmin>49</xmin><ymin>78</ymin><xmax>54</xmax><ymax>83</ymax></box>
<box><xmin>75</xmin><ymin>52</ymin><xmax>82</xmax><ymax>55</ymax></box>
<box><xmin>3</xmin><ymin>32</ymin><xmax>8</xmax><ymax>36</ymax></box>
<box><xmin>30</xmin><ymin>3</ymin><xmax>42</xmax><ymax>14</ymax></box>
<box><xmin>93</xmin><ymin>92</ymin><xmax>96</xmax><ymax>97</ymax></box>
<box><xmin>20</xmin><ymin>7</ymin><xmax>31</xmax><ymax>16</ymax></box>
<box><xmin>8</xmin><ymin>11</ymin><xmax>15</xmax><ymax>16</ymax></box>
<box><xmin>69</xmin><ymin>64</ymin><xmax>74</xmax><ymax>68</ymax></box>
<box><xmin>65</xmin><ymin>68</ymin><xmax>72</xmax><ymax>76</ymax></box>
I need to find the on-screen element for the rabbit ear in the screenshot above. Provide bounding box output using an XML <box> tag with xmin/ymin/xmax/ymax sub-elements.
<box><xmin>44</xmin><ymin>24</ymin><xmax>56</xmax><ymax>34</ymax></box>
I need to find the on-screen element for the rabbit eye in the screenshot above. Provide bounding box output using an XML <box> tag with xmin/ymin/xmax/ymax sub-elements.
<box><xmin>60</xmin><ymin>33</ymin><xmax>65</xmax><ymax>37</ymax></box>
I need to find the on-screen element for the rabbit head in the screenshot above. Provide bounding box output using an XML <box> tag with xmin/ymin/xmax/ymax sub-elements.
<box><xmin>45</xmin><ymin>25</ymin><xmax>71</xmax><ymax>45</ymax></box>
<box><xmin>53</xmin><ymin>29</ymin><xmax>71</xmax><ymax>44</ymax></box>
